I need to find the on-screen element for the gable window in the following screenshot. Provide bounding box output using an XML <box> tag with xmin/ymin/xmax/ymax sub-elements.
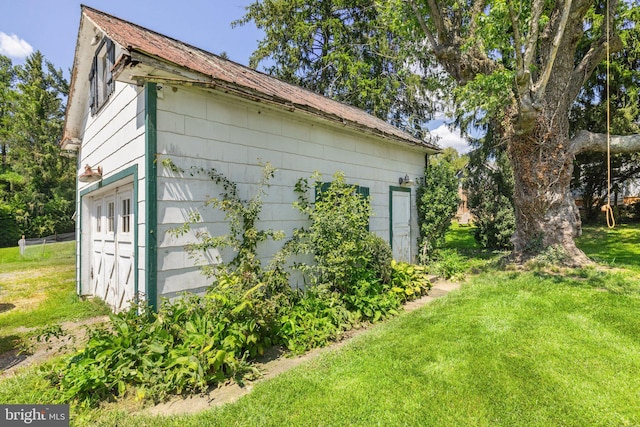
<box><xmin>89</xmin><ymin>37</ymin><xmax>115</xmax><ymax>115</ymax></box>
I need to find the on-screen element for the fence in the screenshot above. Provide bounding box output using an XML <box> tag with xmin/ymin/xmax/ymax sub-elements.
<box><xmin>23</xmin><ymin>232</ymin><xmax>75</xmax><ymax>246</ymax></box>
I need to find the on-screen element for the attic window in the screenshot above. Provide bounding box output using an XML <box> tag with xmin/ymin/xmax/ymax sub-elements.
<box><xmin>89</xmin><ymin>37</ymin><xmax>115</xmax><ymax>115</ymax></box>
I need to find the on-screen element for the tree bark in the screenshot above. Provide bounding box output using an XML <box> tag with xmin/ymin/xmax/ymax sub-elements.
<box><xmin>507</xmin><ymin>112</ymin><xmax>591</xmax><ymax>265</ymax></box>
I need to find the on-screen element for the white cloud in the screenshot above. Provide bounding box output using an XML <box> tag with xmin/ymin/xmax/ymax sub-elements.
<box><xmin>430</xmin><ymin>124</ymin><xmax>471</xmax><ymax>154</ymax></box>
<box><xmin>0</xmin><ymin>32</ymin><xmax>33</xmax><ymax>59</ymax></box>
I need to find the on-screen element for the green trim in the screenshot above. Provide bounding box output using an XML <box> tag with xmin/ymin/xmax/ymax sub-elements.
<box><xmin>145</xmin><ymin>83</ymin><xmax>158</xmax><ymax>311</ymax></box>
<box><xmin>388</xmin><ymin>186</ymin><xmax>411</xmax><ymax>252</ymax></box>
<box><xmin>78</xmin><ymin>165</ymin><xmax>139</xmax><ymax>302</ymax></box>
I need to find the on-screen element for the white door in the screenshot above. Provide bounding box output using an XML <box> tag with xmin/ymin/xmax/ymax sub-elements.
<box><xmin>91</xmin><ymin>185</ymin><xmax>134</xmax><ymax>311</ymax></box>
<box><xmin>391</xmin><ymin>189</ymin><xmax>411</xmax><ymax>262</ymax></box>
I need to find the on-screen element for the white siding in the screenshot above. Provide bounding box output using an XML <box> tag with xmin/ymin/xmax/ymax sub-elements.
<box><xmin>77</xmin><ymin>82</ymin><xmax>147</xmax><ymax>304</ymax></box>
<box><xmin>155</xmin><ymin>85</ymin><xmax>425</xmax><ymax>298</ymax></box>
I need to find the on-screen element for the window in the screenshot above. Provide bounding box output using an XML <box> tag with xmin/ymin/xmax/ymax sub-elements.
<box><xmin>121</xmin><ymin>198</ymin><xmax>131</xmax><ymax>233</ymax></box>
<box><xmin>89</xmin><ymin>37</ymin><xmax>115</xmax><ymax>115</ymax></box>
<box><xmin>95</xmin><ymin>205</ymin><xmax>102</xmax><ymax>233</ymax></box>
<box><xmin>107</xmin><ymin>201</ymin><xmax>115</xmax><ymax>233</ymax></box>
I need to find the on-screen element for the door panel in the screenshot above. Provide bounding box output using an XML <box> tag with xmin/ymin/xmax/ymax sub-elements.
<box><xmin>90</xmin><ymin>185</ymin><xmax>134</xmax><ymax>311</ymax></box>
<box><xmin>391</xmin><ymin>189</ymin><xmax>411</xmax><ymax>263</ymax></box>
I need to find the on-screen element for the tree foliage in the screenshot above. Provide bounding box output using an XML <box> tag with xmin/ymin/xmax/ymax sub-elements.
<box><xmin>465</xmin><ymin>149</ymin><xmax>515</xmax><ymax>251</ymax></box>
<box><xmin>235</xmin><ymin>0</ymin><xmax>446</xmax><ymax>138</ymax></box>
<box><xmin>0</xmin><ymin>52</ymin><xmax>73</xmax><ymax>246</ymax></box>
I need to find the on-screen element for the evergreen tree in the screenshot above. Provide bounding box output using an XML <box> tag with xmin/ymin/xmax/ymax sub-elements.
<box><xmin>416</xmin><ymin>154</ymin><xmax>459</xmax><ymax>261</ymax></box>
<box><xmin>4</xmin><ymin>51</ymin><xmax>73</xmax><ymax>240</ymax></box>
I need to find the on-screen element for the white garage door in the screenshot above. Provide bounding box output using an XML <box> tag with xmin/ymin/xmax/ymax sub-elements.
<box><xmin>91</xmin><ymin>185</ymin><xmax>134</xmax><ymax>311</ymax></box>
<box><xmin>391</xmin><ymin>188</ymin><xmax>411</xmax><ymax>263</ymax></box>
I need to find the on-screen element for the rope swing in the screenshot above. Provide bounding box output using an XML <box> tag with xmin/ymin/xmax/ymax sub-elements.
<box><xmin>604</xmin><ymin>0</ymin><xmax>616</xmax><ymax>229</ymax></box>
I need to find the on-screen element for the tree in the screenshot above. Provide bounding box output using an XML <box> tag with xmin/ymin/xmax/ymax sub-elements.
<box><xmin>416</xmin><ymin>155</ymin><xmax>459</xmax><ymax>260</ymax></box>
<box><xmin>0</xmin><ymin>55</ymin><xmax>14</xmax><ymax>172</ymax></box>
<box><xmin>5</xmin><ymin>52</ymin><xmax>73</xmax><ymax>238</ymax></box>
<box><xmin>242</xmin><ymin>0</ymin><xmax>640</xmax><ymax>265</ymax></box>
<box><xmin>234</xmin><ymin>0</ymin><xmax>443</xmax><ymax>138</ymax></box>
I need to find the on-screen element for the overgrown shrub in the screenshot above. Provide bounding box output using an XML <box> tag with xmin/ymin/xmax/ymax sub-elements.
<box><xmin>416</xmin><ymin>159</ymin><xmax>459</xmax><ymax>261</ymax></box>
<box><xmin>56</xmin><ymin>167</ymin><xmax>430</xmax><ymax>405</ymax></box>
<box><xmin>363</xmin><ymin>233</ymin><xmax>393</xmax><ymax>284</ymax></box>
<box><xmin>56</xmin><ymin>276</ymin><xmax>280</xmax><ymax>404</ymax></box>
<box><xmin>425</xmin><ymin>249</ymin><xmax>467</xmax><ymax>280</ymax></box>
<box><xmin>288</xmin><ymin>172</ymin><xmax>374</xmax><ymax>293</ymax></box>
<box><xmin>278</xmin><ymin>285</ymin><xmax>353</xmax><ymax>354</ymax></box>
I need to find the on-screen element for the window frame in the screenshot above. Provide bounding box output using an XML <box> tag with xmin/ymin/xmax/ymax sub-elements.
<box><xmin>89</xmin><ymin>37</ymin><xmax>115</xmax><ymax>115</ymax></box>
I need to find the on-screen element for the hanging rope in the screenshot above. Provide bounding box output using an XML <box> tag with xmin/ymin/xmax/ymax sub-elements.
<box><xmin>604</xmin><ymin>0</ymin><xmax>616</xmax><ymax>228</ymax></box>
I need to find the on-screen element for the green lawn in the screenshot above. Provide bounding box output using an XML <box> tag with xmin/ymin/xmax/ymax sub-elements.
<box><xmin>0</xmin><ymin>241</ymin><xmax>109</xmax><ymax>354</ymax></box>
<box><xmin>1</xmin><ymin>226</ymin><xmax>640</xmax><ymax>426</ymax></box>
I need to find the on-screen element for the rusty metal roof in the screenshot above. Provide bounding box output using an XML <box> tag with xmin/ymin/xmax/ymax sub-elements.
<box><xmin>81</xmin><ymin>5</ymin><xmax>439</xmax><ymax>151</ymax></box>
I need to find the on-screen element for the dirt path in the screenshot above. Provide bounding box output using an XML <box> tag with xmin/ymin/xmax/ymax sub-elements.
<box><xmin>0</xmin><ymin>315</ymin><xmax>109</xmax><ymax>377</ymax></box>
<box><xmin>140</xmin><ymin>279</ymin><xmax>461</xmax><ymax>417</ymax></box>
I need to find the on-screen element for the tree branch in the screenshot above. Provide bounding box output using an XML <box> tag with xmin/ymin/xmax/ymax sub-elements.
<box><xmin>424</xmin><ymin>0</ymin><xmax>448</xmax><ymax>42</ymax></box>
<box><xmin>571</xmin><ymin>0</ymin><xmax>621</xmax><ymax>93</ymax></box>
<box><xmin>407</xmin><ymin>0</ymin><xmax>439</xmax><ymax>51</ymax></box>
<box><xmin>571</xmin><ymin>130</ymin><xmax>640</xmax><ymax>155</ymax></box>
<box><xmin>506</xmin><ymin>0</ymin><xmax>524</xmax><ymax>75</ymax></box>
<box><xmin>468</xmin><ymin>0</ymin><xmax>487</xmax><ymax>41</ymax></box>
<box><xmin>522</xmin><ymin>0</ymin><xmax>545</xmax><ymax>76</ymax></box>
<box><xmin>532</xmin><ymin>0</ymin><xmax>573</xmax><ymax>99</ymax></box>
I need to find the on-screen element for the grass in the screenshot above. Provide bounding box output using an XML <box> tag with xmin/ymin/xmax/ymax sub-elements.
<box><xmin>576</xmin><ymin>223</ymin><xmax>640</xmax><ymax>271</ymax></box>
<box><xmin>1</xmin><ymin>225</ymin><xmax>640</xmax><ymax>426</ymax></box>
<box><xmin>0</xmin><ymin>241</ymin><xmax>109</xmax><ymax>354</ymax></box>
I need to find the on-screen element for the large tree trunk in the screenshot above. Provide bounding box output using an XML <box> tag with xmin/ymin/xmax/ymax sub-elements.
<box><xmin>507</xmin><ymin>112</ymin><xmax>590</xmax><ymax>266</ymax></box>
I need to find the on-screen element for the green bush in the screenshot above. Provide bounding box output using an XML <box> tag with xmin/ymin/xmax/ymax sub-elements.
<box><xmin>363</xmin><ymin>233</ymin><xmax>393</xmax><ymax>284</ymax></box>
<box><xmin>390</xmin><ymin>261</ymin><xmax>432</xmax><ymax>302</ymax></box>
<box><xmin>288</xmin><ymin>172</ymin><xmax>373</xmax><ymax>293</ymax></box>
<box><xmin>426</xmin><ymin>249</ymin><xmax>467</xmax><ymax>280</ymax></box>
<box><xmin>278</xmin><ymin>286</ymin><xmax>352</xmax><ymax>354</ymax></box>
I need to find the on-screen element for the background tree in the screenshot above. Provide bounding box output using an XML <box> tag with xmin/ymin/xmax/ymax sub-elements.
<box><xmin>0</xmin><ymin>51</ymin><xmax>73</xmax><ymax>244</ymax></box>
<box><xmin>241</xmin><ymin>0</ymin><xmax>640</xmax><ymax>265</ymax></box>
<box><xmin>416</xmin><ymin>155</ymin><xmax>459</xmax><ymax>261</ymax></box>
<box><xmin>235</xmin><ymin>0</ymin><xmax>445</xmax><ymax>138</ymax></box>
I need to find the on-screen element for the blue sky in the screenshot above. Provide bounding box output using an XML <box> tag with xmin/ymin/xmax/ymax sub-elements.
<box><xmin>0</xmin><ymin>0</ymin><xmax>469</xmax><ymax>152</ymax></box>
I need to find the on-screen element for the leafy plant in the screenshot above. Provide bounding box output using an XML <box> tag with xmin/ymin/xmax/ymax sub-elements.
<box><xmin>167</xmin><ymin>161</ymin><xmax>285</xmax><ymax>288</ymax></box>
<box><xmin>55</xmin><ymin>277</ymin><xmax>281</xmax><ymax>404</ymax></box>
<box><xmin>390</xmin><ymin>260</ymin><xmax>432</xmax><ymax>302</ymax></box>
<box><xmin>286</xmin><ymin>172</ymin><xmax>373</xmax><ymax>293</ymax></box>
<box><xmin>425</xmin><ymin>249</ymin><xmax>468</xmax><ymax>280</ymax></box>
